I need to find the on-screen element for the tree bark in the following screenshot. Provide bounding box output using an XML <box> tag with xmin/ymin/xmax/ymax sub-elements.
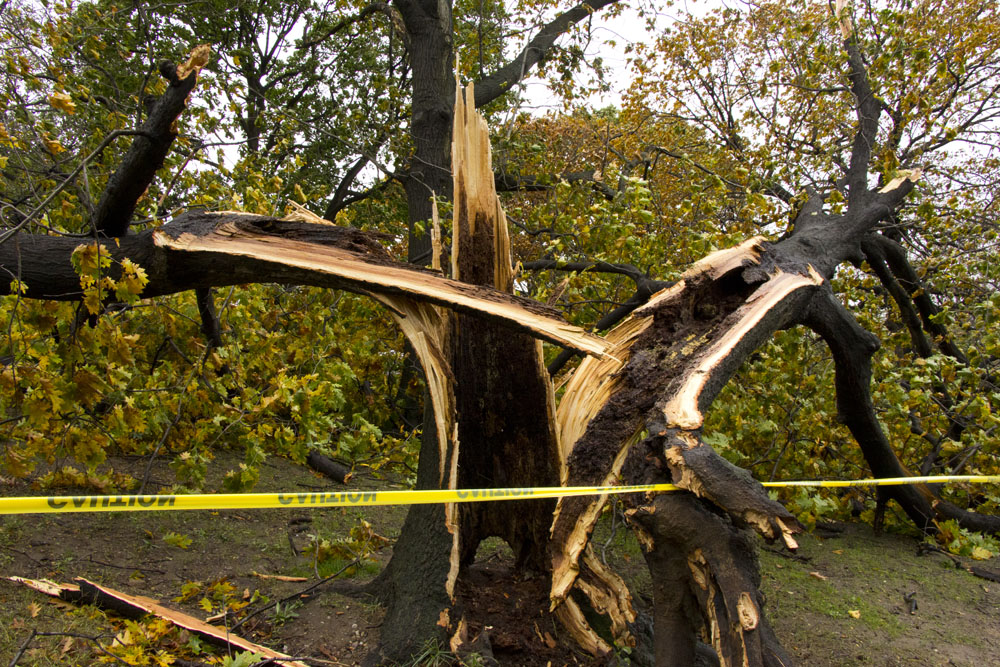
<box><xmin>802</xmin><ymin>287</ymin><xmax>1000</xmax><ymax>535</ymax></box>
<box><xmin>397</xmin><ymin>0</ymin><xmax>455</xmax><ymax>266</ymax></box>
<box><xmin>93</xmin><ymin>46</ymin><xmax>209</xmax><ymax>237</ymax></box>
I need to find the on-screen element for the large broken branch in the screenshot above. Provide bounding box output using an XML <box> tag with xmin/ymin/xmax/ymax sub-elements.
<box><xmin>0</xmin><ymin>211</ymin><xmax>608</xmax><ymax>357</ymax></box>
<box><xmin>547</xmin><ymin>235</ymin><xmax>827</xmax><ymax>666</ymax></box>
<box><xmin>549</xmin><ymin>237</ymin><xmax>805</xmax><ymax>602</ymax></box>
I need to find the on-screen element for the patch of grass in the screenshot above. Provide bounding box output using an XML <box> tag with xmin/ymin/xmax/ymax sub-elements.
<box><xmin>402</xmin><ymin>638</ymin><xmax>487</xmax><ymax>666</ymax></box>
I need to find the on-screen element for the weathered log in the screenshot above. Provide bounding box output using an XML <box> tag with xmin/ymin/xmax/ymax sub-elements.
<box><xmin>306</xmin><ymin>450</ymin><xmax>353</xmax><ymax>484</ymax></box>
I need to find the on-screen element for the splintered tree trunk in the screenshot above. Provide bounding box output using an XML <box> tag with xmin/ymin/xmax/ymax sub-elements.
<box><xmin>449</xmin><ymin>86</ymin><xmax>562</xmax><ymax>571</ymax></box>
<box><xmin>367</xmin><ymin>83</ymin><xmax>575</xmax><ymax>664</ymax></box>
<box><xmin>551</xmin><ymin>239</ymin><xmax>807</xmax><ymax>666</ymax></box>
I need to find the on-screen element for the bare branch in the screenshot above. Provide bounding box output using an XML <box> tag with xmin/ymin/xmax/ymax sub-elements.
<box><xmin>297</xmin><ymin>2</ymin><xmax>396</xmax><ymax>50</ymax></box>
<box><xmin>473</xmin><ymin>0</ymin><xmax>622</xmax><ymax>108</ymax></box>
<box><xmin>839</xmin><ymin>6</ymin><xmax>881</xmax><ymax>208</ymax></box>
<box><xmin>495</xmin><ymin>169</ymin><xmax>617</xmax><ymax>201</ymax></box>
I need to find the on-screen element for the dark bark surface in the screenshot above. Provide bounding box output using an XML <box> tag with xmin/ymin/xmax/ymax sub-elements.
<box><xmin>93</xmin><ymin>53</ymin><xmax>204</xmax><ymax>237</ymax></box>
<box><xmin>397</xmin><ymin>0</ymin><xmax>455</xmax><ymax>265</ymax></box>
<box><xmin>365</xmin><ymin>405</ymin><xmax>455</xmax><ymax>665</ymax></box>
<box><xmin>803</xmin><ymin>287</ymin><xmax>1000</xmax><ymax>535</ymax></box>
<box><xmin>306</xmin><ymin>450</ymin><xmax>353</xmax><ymax>484</ymax></box>
<box><xmin>630</xmin><ymin>492</ymin><xmax>793</xmax><ymax>667</ymax></box>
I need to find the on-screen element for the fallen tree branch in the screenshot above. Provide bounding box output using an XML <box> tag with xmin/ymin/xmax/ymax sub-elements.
<box><xmin>306</xmin><ymin>450</ymin><xmax>353</xmax><ymax>484</ymax></box>
<box><xmin>7</xmin><ymin>577</ymin><xmax>308</xmax><ymax>667</ymax></box>
<box><xmin>0</xmin><ymin>211</ymin><xmax>608</xmax><ymax>357</ymax></box>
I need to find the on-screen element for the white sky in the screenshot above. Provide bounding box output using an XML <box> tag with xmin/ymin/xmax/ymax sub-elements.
<box><xmin>514</xmin><ymin>0</ymin><xmax>723</xmax><ymax>113</ymax></box>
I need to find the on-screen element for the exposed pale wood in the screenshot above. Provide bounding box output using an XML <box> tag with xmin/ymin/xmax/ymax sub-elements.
<box><xmin>174</xmin><ymin>43</ymin><xmax>211</xmax><ymax>81</ymax></box>
<box><xmin>373</xmin><ymin>296</ymin><xmax>455</xmax><ymax>488</ymax></box>
<box><xmin>445</xmin><ymin>418</ymin><xmax>461</xmax><ymax>598</ymax></box>
<box><xmin>251</xmin><ymin>572</ymin><xmax>309</xmax><ymax>582</ymax></box>
<box><xmin>6</xmin><ymin>576</ymin><xmax>79</xmax><ymax>597</ymax></box>
<box><xmin>549</xmin><ymin>429</ymin><xmax>641</xmax><ymax>605</ymax></box>
<box><xmin>451</xmin><ymin>81</ymin><xmax>514</xmax><ymax>291</ymax></box>
<box><xmin>878</xmin><ymin>168</ymin><xmax>922</xmax><ymax>193</ymax></box>
<box><xmin>660</xmin><ymin>267</ymin><xmax>824</xmax><ymax>430</ymax></box>
<box><xmin>154</xmin><ymin>221</ymin><xmax>608</xmax><ymax>357</ymax></box>
<box><xmin>834</xmin><ymin>0</ymin><xmax>853</xmax><ymax>39</ymax></box>
<box><xmin>371</xmin><ymin>294</ymin><xmax>461</xmax><ymax>599</ymax></box>
<box><xmin>553</xmin><ymin>596</ymin><xmax>612</xmax><ymax>656</ymax></box>
<box><xmin>283</xmin><ymin>200</ymin><xmax>336</xmax><ymax>225</ymax></box>
<box><xmin>431</xmin><ymin>195</ymin><xmax>443</xmax><ymax>271</ymax></box>
<box><xmin>9</xmin><ymin>576</ymin><xmax>308</xmax><ymax>666</ymax></box>
<box><xmin>555</xmin><ymin>314</ymin><xmax>653</xmax><ymax>475</ymax></box>
<box><xmin>576</xmin><ymin>547</ymin><xmax>636</xmax><ymax>641</ymax></box>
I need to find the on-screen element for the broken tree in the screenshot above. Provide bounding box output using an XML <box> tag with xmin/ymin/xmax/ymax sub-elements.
<box><xmin>4</xmin><ymin>1</ymin><xmax>1000</xmax><ymax>665</ymax></box>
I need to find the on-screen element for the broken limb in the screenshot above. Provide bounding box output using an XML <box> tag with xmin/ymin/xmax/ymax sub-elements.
<box><xmin>545</xmin><ymin>238</ymin><xmax>820</xmax><ymax>663</ymax></box>
<box><xmin>306</xmin><ymin>450</ymin><xmax>353</xmax><ymax>484</ymax></box>
<box><xmin>628</xmin><ymin>491</ymin><xmax>794</xmax><ymax>667</ymax></box>
<box><xmin>0</xmin><ymin>211</ymin><xmax>607</xmax><ymax>357</ymax></box>
<box><xmin>93</xmin><ymin>45</ymin><xmax>211</xmax><ymax>238</ymax></box>
<box><xmin>550</xmin><ymin>243</ymin><xmax>814</xmax><ymax>608</ymax></box>
<box><xmin>8</xmin><ymin>576</ymin><xmax>308</xmax><ymax>666</ymax></box>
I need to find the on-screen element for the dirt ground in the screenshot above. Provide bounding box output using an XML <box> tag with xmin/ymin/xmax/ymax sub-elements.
<box><xmin>1</xmin><ymin>454</ymin><xmax>998</xmax><ymax>666</ymax></box>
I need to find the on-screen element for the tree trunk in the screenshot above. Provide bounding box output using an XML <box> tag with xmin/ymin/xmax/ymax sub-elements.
<box><xmin>368</xmin><ymin>82</ymin><xmax>576</xmax><ymax>663</ymax></box>
<box><xmin>398</xmin><ymin>0</ymin><xmax>455</xmax><ymax>266</ymax></box>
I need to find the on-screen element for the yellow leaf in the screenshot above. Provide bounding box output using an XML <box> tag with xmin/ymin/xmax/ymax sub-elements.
<box><xmin>43</xmin><ymin>136</ymin><xmax>65</xmax><ymax>154</ymax></box>
<box><xmin>28</xmin><ymin>601</ymin><xmax>41</xmax><ymax>618</ymax></box>
<box><xmin>163</xmin><ymin>531</ymin><xmax>193</xmax><ymax>549</ymax></box>
<box><xmin>848</xmin><ymin>609</ymin><xmax>861</xmax><ymax>619</ymax></box>
<box><xmin>971</xmin><ymin>546</ymin><xmax>993</xmax><ymax>560</ymax></box>
<box><xmin>48</xmin><ymin>92</ymin><xmax>76</xmax><ymax>114</ymax></box>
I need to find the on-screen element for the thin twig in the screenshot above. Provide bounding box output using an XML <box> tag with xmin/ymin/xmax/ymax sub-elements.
<box><xmin>228</xmin><ymin>558</ymin><xmax>362</xmax><ymax>634</ymax></box>
<box><xmin>7</xmin><ymin>629</ymin><xmax>35</xmax><ymax>667</ymax></box>
<box><xmin>0</xmin><ymin>130</ymin><xmax>147</xmax><ymax>246</ymax></box>
<box><xmin>87</xmin><ymin>556</ymin><xmax>166</xmax><ymax>574</ymax></box>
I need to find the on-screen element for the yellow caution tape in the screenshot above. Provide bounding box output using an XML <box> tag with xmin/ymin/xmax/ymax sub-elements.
<box><xmin>0</xmin><ymin>475</ymin><xmax>997</xmax><ymax>515</ymax></box>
